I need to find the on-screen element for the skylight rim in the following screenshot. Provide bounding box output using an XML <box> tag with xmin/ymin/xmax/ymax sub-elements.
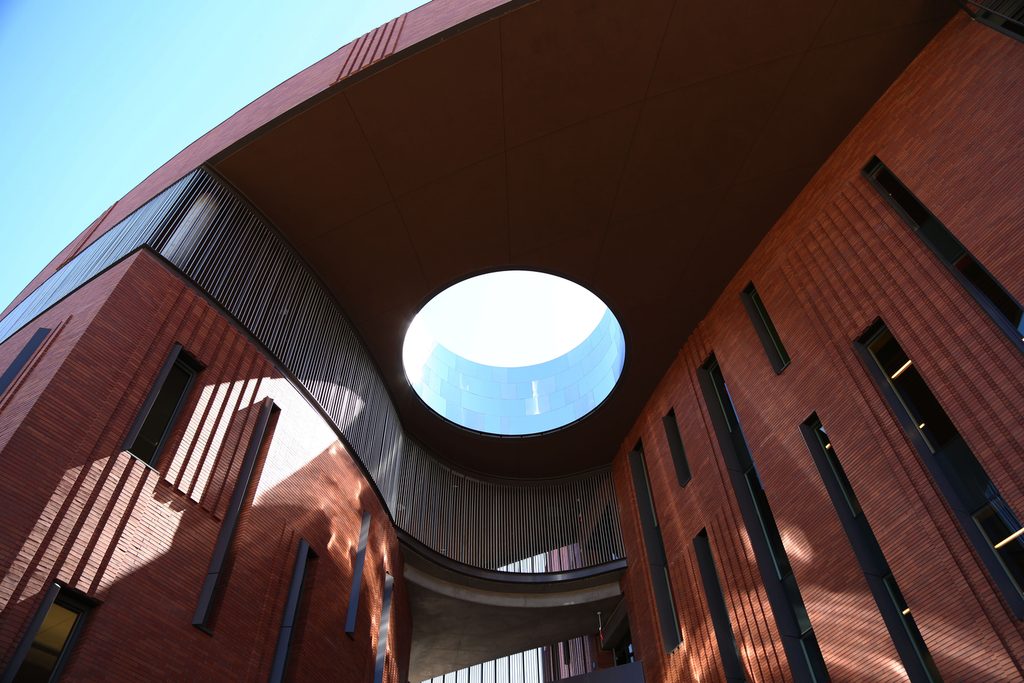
<box><xmin>401</xmin><ymin>268</ymin><xmax>627</xmax><ymax>437</ymax></box>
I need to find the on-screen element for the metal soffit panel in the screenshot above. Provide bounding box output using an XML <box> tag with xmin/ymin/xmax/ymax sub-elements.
<box><xmin>208</xmin><ymin>0</ymin><xmax>955</xmax><ymax>476</ymax></box>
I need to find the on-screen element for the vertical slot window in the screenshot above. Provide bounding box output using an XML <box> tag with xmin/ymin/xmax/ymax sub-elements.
<box><xmin>863</xmin><ymin>157</ymin><xmax>1024</xmax><ymax>349</ymax></box>
<box><xmin>661</xmin><ymin>409</ymin><xmax>692</xmax><ymax>486</ymax></box>
<box><xmin>2</xmin><ymin>583</ymin><xmax>90</xmax><ymax>683</ymax></box>
<box><xmin>859</xmin><ymin>322</ymin><xmax>1024</xmax><ymax>615</ymax></box>
<box><xmin>373</xmin><ymin>573</ymin><xmax>395</xmax><ymax>683</ymax></box>
<box><xmin>124</xmin><ymin>344</ymin><xmax>201</xmax><ymax>467</ymax></box>
<box><xmin>345</xmin><ymin>512</ymin><xmax>372</xmax><ymax>636</ymax></box>
<box><xmin>627</xmin><ymin>441</ymin><xmax>682</xmax><ymax>652</ymax></box>
<box><xmin>698</xmin><ymin>355</ymin><xmax>827</xmax><ymax>681</ymax></box>
<box><xmin>693</xmin><ymin>530</ymin><xmax>746</xmax><ymax>682</ymax></box>
<box><xmin>269</xmin><ymin>539</ymin><xmax>317</xmax><ymax>683</ymax></box>
<box><xmin>0</xmin><ymin>327</ymin><xmax>51</xmax><ymax>397</ymax></box>
<box><xmin>801</xmin><ymin>415</ymin><xmax>941</xmax><ymax>682</ymax></box>
<box><xmin>741</xmin><ymin>283</ymin><xmax>791</xmax><ymax>372</ymax></box>
<box><xmin>193</xmin><ymin>400</ymin><xmax>278</xmax><ymax>632</ymax></box>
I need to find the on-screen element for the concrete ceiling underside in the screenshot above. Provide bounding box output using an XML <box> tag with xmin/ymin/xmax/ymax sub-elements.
<box><xmin>401</xmin><ymin>548</ymin><xmax>625</xmax><ymax>681</ymax></box>
<box><xmin>212</xmin><ymin>0</ymin><xmax>954</xmax><ymax>477</ymax></box>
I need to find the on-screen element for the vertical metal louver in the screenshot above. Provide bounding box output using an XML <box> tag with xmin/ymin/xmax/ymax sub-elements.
<box><xmin>0</xmin><ymin>167</ymin><xmax>625</xmax><ymax>573</ymax></box>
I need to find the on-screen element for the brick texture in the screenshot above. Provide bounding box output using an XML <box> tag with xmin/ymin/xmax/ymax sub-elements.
<box><xmin>613</xmin><ymin>17</ymin><xmax>1024</xmax><ymax>683</ymax></box>
<box><xmin>0</xmin><ymin>251</ymin><xmax>409</xmax><ymax>682</ymax></box>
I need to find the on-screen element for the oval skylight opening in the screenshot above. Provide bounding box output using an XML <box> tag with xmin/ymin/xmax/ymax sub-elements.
<box><xmin>403</xmin><ymin>270</ymin><xmax>625</xmax><ymax>436</ymax></box>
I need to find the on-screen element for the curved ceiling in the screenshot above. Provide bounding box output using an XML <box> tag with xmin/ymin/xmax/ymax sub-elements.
<box><xmin>192</xmin><ymin>0</ymin><xmax>952</xmax><ymax>476</ymax></box>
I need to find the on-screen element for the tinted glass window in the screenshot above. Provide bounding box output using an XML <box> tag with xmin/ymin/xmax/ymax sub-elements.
<box><xmin>128</xmin><ymin>360</ymin><xmax>194</xmax><ymax>464</ymax></box>
<box><xmin>12</xmin><ymin>601</ymin><xmax>83</xmax><ymax>683</ymax></box>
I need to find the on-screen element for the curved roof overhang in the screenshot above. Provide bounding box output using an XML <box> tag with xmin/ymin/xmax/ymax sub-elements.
<box><xmin>32</xmin><ymin>0</ymin><xmax>955</xmax><ymax>476</ymax></box>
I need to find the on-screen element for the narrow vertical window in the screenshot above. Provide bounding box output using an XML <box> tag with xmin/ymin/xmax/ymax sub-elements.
<box><xmin>269</xmin><ymin>539</ymin><xmax>317</xmax><ymax>683</ymax></box>
<box><xmin>1</xmin><ymin>583</ymin><xmax>91</xmax><ymax>683</ymax></box>
<box><xmin>661</xmin><ymin>409</ymin><xmax>691</xmax><ymax>486</ymax></box>
<box><xmin>858</xmin><ymin>321</ymin><xmax>1024</xmax><ymax>616</ymax></box>
<box><xmin>193</xmin><ymin>399</ymin><xmax>278</xmax><ymax>632</ymax></box>
<box><xmin>863</xmin><ymin>157</ymin><xmax>1024</xmax><ymax>350</ymax></box>
<box><xmin>0</xmin><ymin>327</ymin><xmax>51</xmax><ymax>397</ymax></box>
<box><xmin>627</xmin><ymin>441</ymin><xmax>682</xmax><ymax>651</ymax></box>
<box><xmin>741</xmin><ymin>283</ymin><xmax>791</xmax><ymax>372</ymax></box>
<box><xmin>693</xmin><ymin>530</ymin><xmax>746</xmax><ymax>682</ymax></box>
<box><xmin>697</xmin><ymin>355</ymin><xmax>828</xmax><ymax>681</ymax></box>
<box><xmin>344</xmin><ymin>512</ymin><xmax>372</xmax><ymax>636</ymax></box>
<box><xmin>801</xmin><ymin>415</ymin><xmax>941</xmax><ymax>682</ymax></box>
<box><xmin>373</xmin><ymin>573</ymin><xmax>395</xmax><ymax>683</ymax></box>
<box><xmin>123</xmin><ymin>343</ymin><xmax>202</xmax><ymax>467</ymax></box>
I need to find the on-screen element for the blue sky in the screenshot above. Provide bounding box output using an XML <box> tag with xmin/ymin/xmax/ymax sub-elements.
<box><xmin>0</xmin><ymin>0</ymin><xmax>424</xmax><ymax>310</ymax></box>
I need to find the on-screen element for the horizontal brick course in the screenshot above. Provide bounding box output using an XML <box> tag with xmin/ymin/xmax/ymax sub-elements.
<box><xmin>0</xmin><ymin>252</ymin><xmax>408</xmax><ymax>682</ymax></box>
<box><xmin>614</xmin><ymin>16</ymin><xmax>1024</xmax><ymax>683</ymax></box>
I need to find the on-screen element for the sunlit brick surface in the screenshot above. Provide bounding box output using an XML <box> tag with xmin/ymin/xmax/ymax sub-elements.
<box><xmin>0</xmin><ymin>253</ymin><xmax>409</xmax><ymax>682</ymax></box>
<box><xmin>613</xmin><ymin>17</ymin><xmax>1024</xmax><ymax>683</ymax></box>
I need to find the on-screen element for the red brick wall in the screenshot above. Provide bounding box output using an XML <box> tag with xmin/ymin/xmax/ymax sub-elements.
<box><xmin>613</xmin><ymin>17</ymin><xmax>1024</xmax><ymax>683</ymax></box>
<box><xmin>0</xmin><ymin>251</ymin><xmax>410</xmax><ymax>681</ymax></box>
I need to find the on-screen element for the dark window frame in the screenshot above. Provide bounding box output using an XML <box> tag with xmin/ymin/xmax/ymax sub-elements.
<box><xmin>741</xmin><ymin>283</ymin><xmax>791</xmax><ymax>373</ymax></box>
<box><xmin>697</xmin><ymin>354</ymin><xmax>828</xmax><ymax>682</ymax></box>
<box><xmin>862</xmin><ymin>157</ymin><xmax>1024</xmax><ymax>354</ymax></box>
<box><xmin>693</xmin><ymin>529</ymin><xmax>747</xmax><ymax>682</ymax></box>
<box><xmin>193</xmin><ymin>399</ymin><xmax>278</xmax><ymax>632</ymax></box>
<box><xmin>661</xmin><ymin>409</ymin><xmax>692</xmax><ymax>487</ymax></box>
<box><xmin>1</xmin><ymin>582</ymin><xmax>94</xmax><ymax>683</ymax></box>
<box><xmin>373</xmin><ymin>573</ymin><xmax>395</xmax><ymax>683</ymax></box>
<box><xmin>627</xmin><ymin>441</ymin><xmax>683</xmax><ymax>652</ymax></box>
<box><xmin>344</xmin><ymin>512</ymin><xmax>372</xmax><ymax>637</ymax></box>
<box><xmin>122</xmin><ymin>343</ymin><xmax>203</xmax><ymax>468</ymax></box>
<box><xmin>800</xmin><ymin>414</ymin><xmax>941</xmax><ymax>682</ymax></box>
<box><xmin>855</xmin><ymin>319</ymin><xmax>1024</xmax><ymax>618</ymax></box>
<box><xmin>0</xmin><ymin>327</ymin><xmax>51</xmax><ymax>398</ymax></box>
<box><xmin>269</xmin><ymin>539</ymin><xmax>317</xmax><ymax>683</ymax></box>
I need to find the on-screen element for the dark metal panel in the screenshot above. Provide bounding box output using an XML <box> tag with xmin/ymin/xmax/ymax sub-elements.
<box><xmin>269</xmin><ymin>539</ymin><xmax>315</xmax><ymax>683</ymax></box>
<box><xmin>193</xmin><ymin>398</ymin><xmax>277</xmax><ymax>631</ymax></box>
<box><xmin>345</xmin><ymin>512</ymin><xmax>372</xmax><ymax>636</ymax></box>
<box><xmin>0</xmin><ymin>326</ymin><xmax>51</xmax><ymax>397</ymax></box>
<box><xmin>373</xmin><ymin>573</ymin><xmax>395</xmax><ymax>683</ymax></box>
<box><xmin>693</xmin><ymin>530</ymin><xmax>747</xmax><ymax>682</ymax></box>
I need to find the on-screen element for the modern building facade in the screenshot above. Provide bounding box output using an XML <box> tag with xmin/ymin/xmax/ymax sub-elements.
<box><xmin>1</xmin><ymin>1</ymin><xmax>1023</xmax><ymax>681</ymax></box>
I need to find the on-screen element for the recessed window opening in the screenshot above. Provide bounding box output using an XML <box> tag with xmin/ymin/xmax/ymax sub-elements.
<box><xmin>801</xmin><ymin>415</ymin><xmax>941</xmax><ymax>682</ymax></box>
<box><xmin>863</xmin><ymin>157</ymin><xmax>1024</xmax><ymax>349</ymax></box>
<box><xmin>193</xmin><ymin>400</ymin><xmax>278</xmax><ymax>632</ymax></box>
<box><xmin>741</xmin><ymin>283</ymin><xmax>791</xmax><ymax>372</ymax></box>
<box><xmin>124</xmin><ymin>344</ymin><xmax>201</xmax><ymax>466</ymax></box>
<box><xmin>859</xmin><ymin>321</ymin><xmax>1024</xmax><ymax>615</ymax></box>
<box><xmin>402</xmin><ymin>270</ymin><xmax>625</xmax><ymax>436</ymax></box>
<box><xmin>269</xmin><ymin>539</ymin><xmax>317</xmax><ymax>683</ymax></box>
<box><xmin>698</xmin><ymin>355</ymin><xmax>828</xmax><ymax>681</ymax></box>
<box><xmin>628</xmin><ymin>441</ymin><xmax>682</xmax><ymax>652</ymax></box>
<box><xmin>0</xmin><ymin>327</ymin><xmax>51</xmax><ymax>397</ymax></box>
<box><xmin>661</xmin><ymin>409</ymin><xmax>691</xmax><ymax>486</ymax></box>
<box><xmin>3</xmin><ymin>583</ymin><xmax>91</xmax><ymax>683</ymax></box>
<box><xmin>344</xmin><ymin>512</ymin><xmax>372</xmax><ymax>636</ymax></box>
<box><xmin>693</xmin><ymin>529</ymin><xmax>746</xmax><ymax>682</ymax></box>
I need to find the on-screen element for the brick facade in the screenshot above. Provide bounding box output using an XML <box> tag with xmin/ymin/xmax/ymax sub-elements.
<box><xmin>613</xmin><ymin>18</ymin><xmax>1024</xmax><ymax>683</ymax></box>
<box><xmin>2</xmin><ymin>8</ymin><xmax>1023</xmax><ymax>683</ymax></box>
<box><xmin>0</xmin><ymin>251</ymin><xmax>409</xmax><ymax>682</ymax></box>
